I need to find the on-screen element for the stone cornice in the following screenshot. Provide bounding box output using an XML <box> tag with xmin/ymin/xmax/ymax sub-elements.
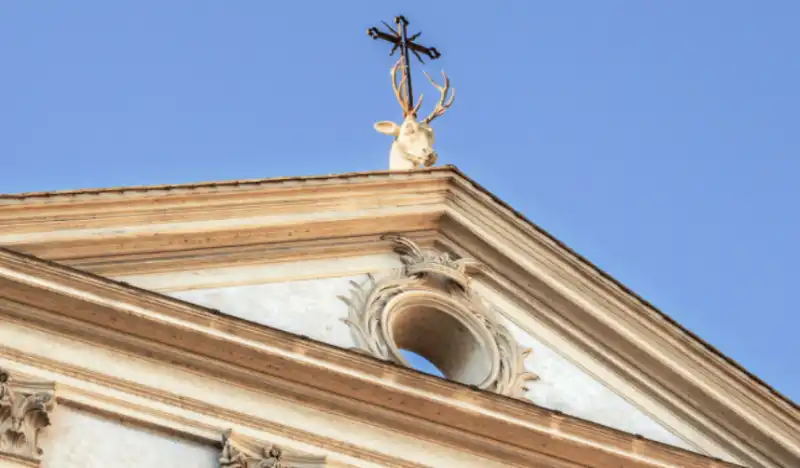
<box><xmin>0</xmin><ymin>248</ymin><xmax>737</xmax><ymax>468</ymax></box>
<box><xmin>0</xmin><ymin>344</ymin><xmax>423</xmax><ymax>468</ymax></box>
<box><xmin>439</xmin><ymin>173</ymin><xmax>799</xmax><ymax>467</ymax></box>
<box><xmin>0</xmin><ymin>166</ymin><xmax>796</xmax><ymax>466</ymax></box>
<box><xmin>0</xmin><ymin>168</ymin><xmax>452</xmax><ymax>202</ymax></box>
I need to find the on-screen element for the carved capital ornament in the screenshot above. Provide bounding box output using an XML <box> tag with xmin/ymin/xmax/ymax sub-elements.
<box><xmin>339</xmin><ymin>235</ymin><xmax>538</xmax><ymax>398</ymax></box>
<box><xmin>0</xmin><ymin>368</ymin><xmax>56</xmax><ymax>463</ymax></box>
<box><xmin>220</xmin><ymin>429</ymin><xmax>326</xmax><ymax>468</ymax></box>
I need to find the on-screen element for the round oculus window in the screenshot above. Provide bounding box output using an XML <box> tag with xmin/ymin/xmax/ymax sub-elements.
<box><xmin>381</xmin><ymin>290</ymin><xmax>499</xmax><ymax>388</ymax></box>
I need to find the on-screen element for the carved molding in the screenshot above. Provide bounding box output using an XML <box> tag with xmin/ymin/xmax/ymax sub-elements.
<box><xmin>3</xmin><ymin>167</ymin><xmax>796</xmax><ymax>467</ymax></box>
<box><xmin>339</xmin><ymin>235</ymin><xmax>538</xmax><ymax>398</ymax></box>
<box><xmin>0</xmin><ymin>368</ymin><xmax>56</xmax><ymax>463</ymax></box>
<box><xmin>220</xmin><ymin>429</ymin><xmax>327</xmax><ymax>468</ymax></box>
<box><xmin>0</xmin><ymin>252</ymin><xmax>755</xmax><ymax>468</ymax></box>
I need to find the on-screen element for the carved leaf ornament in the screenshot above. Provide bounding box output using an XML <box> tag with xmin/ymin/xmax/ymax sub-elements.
<box><xmin>0</xmin><ymin>367</ymin><xmax>56</xmax><ymax>461</ymax></box>
<box><xmin>220</xmin><ymin>429</ymin><xmax>326</xmax><ymax>468</ymax></box>
<box><xmin>339</xmin><ymin>235</ymin><xmax>538</xmax><ymax>398</ymax></box>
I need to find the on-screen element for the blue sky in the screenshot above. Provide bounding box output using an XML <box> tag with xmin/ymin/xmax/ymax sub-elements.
<box><xmin>2</xmin><ymin>3</ymin><xmax>798</xmax><ymax>401</ymax></box>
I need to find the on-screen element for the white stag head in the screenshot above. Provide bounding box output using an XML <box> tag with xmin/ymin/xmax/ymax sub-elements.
<box><xmin>375</xmin><ymin>58</ymin><xmax>455</xmax><ymax>170</ymax></box>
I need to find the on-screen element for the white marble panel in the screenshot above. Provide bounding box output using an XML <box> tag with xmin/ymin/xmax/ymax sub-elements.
<box><xmin>500</xmin><ymin>317</ymin><xmax>696</xmax><ymax>451</ymax></box>
<box><xmin>40</xmin><ymin>407</ymin><xmax>218</xmax><ymax>468</ymax></box>
<box><xmin>170</xmin><ymin>276</ymin><xmax>363</xmax><ymax>350</ymax></box>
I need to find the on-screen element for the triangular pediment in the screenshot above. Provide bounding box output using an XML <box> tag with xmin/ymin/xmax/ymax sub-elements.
<box><xmin>1</xmin><ymin>167</ymin><xmax>797</xmax><ymax>468</ymax></box>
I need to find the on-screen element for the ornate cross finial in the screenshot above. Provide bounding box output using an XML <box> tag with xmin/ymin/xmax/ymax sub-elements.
<box><xmin>368</xmin><ymin>16</ymin><xmax>441</xmax><ymax>117</ymax></box>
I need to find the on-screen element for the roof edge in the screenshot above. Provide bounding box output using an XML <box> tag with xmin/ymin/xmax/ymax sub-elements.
<box><xmin>0</xmin><ymin>167</ymin><xmax>455</xmax><ymax>200</ymax></box>
<box><xmin>443</xmin><ymin>166</ymin><xmax>797</xmax><ymax>412</ymax></box>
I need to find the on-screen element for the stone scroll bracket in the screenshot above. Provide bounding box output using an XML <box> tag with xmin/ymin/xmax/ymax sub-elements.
<box><xmin>220</xmin><ymin>429</ymin><xmax>327</xmax><ymax>468</ymax></box>
<box><xmin>338</xmin><ymin>234</ymin><xmax>539</xmax><ymax>399</ymax></box>
<box><xmin>0</xmin><ymin>368</ymin><xmax>57</xmax><ymax>467</ymax></box>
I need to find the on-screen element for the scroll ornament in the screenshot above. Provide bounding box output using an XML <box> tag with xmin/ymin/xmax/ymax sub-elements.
<box><xmin>220</xmin><ymin>429</ymin><xmax>326</xmax><ymax>468</ymax></box>
<box><xmin>0</xmin><ymin>367</ymin><xmax>56</xmax><ymax>462</ymax></box>
<box><xmin>339</xmin><ymin>235</ymin><xmax>538</xmax><ymax>398</ymax></box>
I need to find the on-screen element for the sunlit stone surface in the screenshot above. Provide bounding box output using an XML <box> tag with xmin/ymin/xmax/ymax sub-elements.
<box><xmin>167</xmin><ymin>275</ymin><xmax>695</xmax><ymax>452</ymax></box>
<box><xmin>40</xmin><ymin>407</ymin><xmax>217</xmax><ymax>468</ymax></box>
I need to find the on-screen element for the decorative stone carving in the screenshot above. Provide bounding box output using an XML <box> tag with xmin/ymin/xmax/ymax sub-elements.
<box><xmin>374</xmin><ymin>57</ymin><xmax>455</xmax><ymax>170</ymax></box>
<box><xmin>220</xmin><ymin>429</ymin><xmax>326</xmax><ymax>468</ymax></box>
<box><xmin>0</xmin><ymin>368</ymin><xmax>56</xmax><ymax>463</ymax></box>
<box><xmin>339</xmin><ymin>235</ymin><xmax>538</xmax><ymax>398</ymax></box>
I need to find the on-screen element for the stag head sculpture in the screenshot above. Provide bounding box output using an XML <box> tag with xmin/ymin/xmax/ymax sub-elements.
<box><xmin>375</xmin><ymin>58</ymin><xmax>455</xmax><ymax>170</ymax></box>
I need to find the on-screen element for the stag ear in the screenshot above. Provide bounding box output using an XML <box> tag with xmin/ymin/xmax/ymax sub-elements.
<box><xmin>374</xmin><ymin>121</ymin><xmax>400</xmax><ymax>136</ymax></box>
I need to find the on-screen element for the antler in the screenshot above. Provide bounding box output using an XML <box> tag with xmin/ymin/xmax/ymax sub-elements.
<box><xmin>421</xmin><ymin>70</ymin><xmax>455</xmax><ymax>124</ymax></box>
<box><xmin>390</xmin><ymin>58</ymin><xmax>423</xmax><ymax>117</ymax></box>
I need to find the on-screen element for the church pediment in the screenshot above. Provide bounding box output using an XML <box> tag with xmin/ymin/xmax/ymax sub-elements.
<box><xmin>0</xmin><ymin>167</ymin><xmax>797</xmax><ymax>467</ymax></box>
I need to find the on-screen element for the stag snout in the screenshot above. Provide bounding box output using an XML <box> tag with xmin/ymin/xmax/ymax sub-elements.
<box><xmin>419</xmin><ymin>147</ymin><xmax>435</xmax><ymax>157</ymax></box>
<box><xmin>401</xmin><ymin>144</ymin><xmax>437</xmax><ymax>167</ymax></box>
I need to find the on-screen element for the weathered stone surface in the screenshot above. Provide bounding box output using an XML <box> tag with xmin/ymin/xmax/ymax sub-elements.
<box><xmin>502</xmin><ymin>319</ymin><xmax>694</xmax><ymax>450</ymax></box>
<box><xmin>220</xmin><ymin>429</ymin><xmax>326</xmax><ymax>468</ymax></box>
<box><xmin>166</xmin><ymin>254</ymin><xmax>694</xmax><ymax>451</ymax></box>
<box><xmin>0</xmin><ymin>368</ymin><xmax>56</xmax><ymax>463</ymax></box>
<box><xmin>39</xmin><ymin>408</ymin><xmax>217</xmax><ymax>468</ymax></box>
<box><xmin>170</xmin><ymin>276</ymin><xmax>360</xmax><ymax>350</ymax></box>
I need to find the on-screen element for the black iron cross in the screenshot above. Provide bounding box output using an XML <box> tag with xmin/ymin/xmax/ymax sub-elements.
<box><xmin>368</xmin><ymin>16</ymin><xmax>441</xmax><ymax>113</ymax></box>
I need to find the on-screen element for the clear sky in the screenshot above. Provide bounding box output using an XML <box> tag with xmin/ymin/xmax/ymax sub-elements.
<box><xmin>2</xmin><ymin>3</ymin><xmax>798</xmax><ymax>401</ymax></box>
